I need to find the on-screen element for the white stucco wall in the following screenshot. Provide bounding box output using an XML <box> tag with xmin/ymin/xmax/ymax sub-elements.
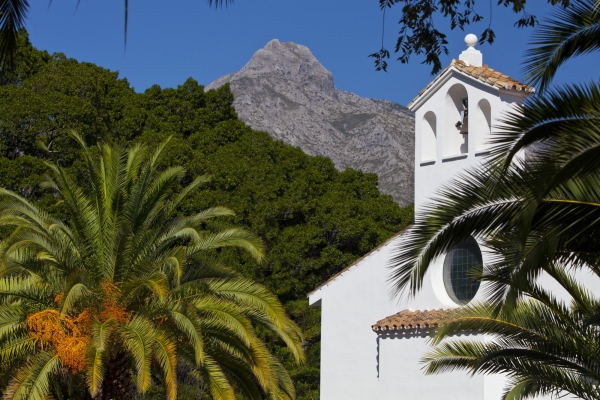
<box><xmin>378</xmin><ymin>330</ymin><xmax>484</xmax><ymax>399</ymax></box>
<box><xmin>307</xmin><ymin>70</ymin><xmax>521</xmax><ymax>398</ymax></box>
<box><xmin>308</xmin><ymin>232</ymin><xmax>497</xmax><ymax>399</ymax></box>
<box><xmin>308</xmin><ymin>236</ymin><xmax>402</xmax><ymax>399</ymax></box>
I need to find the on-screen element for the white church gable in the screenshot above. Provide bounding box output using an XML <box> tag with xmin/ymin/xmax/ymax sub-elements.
<box><xmin>308</xmin><ymin>230</ymin><xmax>408</xmax><ymax>399</ymax></box>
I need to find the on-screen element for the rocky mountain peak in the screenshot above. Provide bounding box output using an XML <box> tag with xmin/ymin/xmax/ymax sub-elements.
<box><xmin>210</xmin><ymin>39</ymin><xmax>336</xmax><ymax>97</ymax></box>
<box><xmin>207</xmin><ymin>40</ymin><xmax>415</xmax><ymax>205</ymax></box>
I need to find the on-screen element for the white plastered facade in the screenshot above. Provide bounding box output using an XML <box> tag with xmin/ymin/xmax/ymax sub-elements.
<box><xmin>308</xmin><ymin>39</ymin><xmax>599</xmax><ymax>399</ymax></box>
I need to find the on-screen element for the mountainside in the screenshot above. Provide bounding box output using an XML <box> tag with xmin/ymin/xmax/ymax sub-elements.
<box><xmin>207</xmin><ymin>39</ymin><xmax>415</xmax><ymax>205</ymax></box>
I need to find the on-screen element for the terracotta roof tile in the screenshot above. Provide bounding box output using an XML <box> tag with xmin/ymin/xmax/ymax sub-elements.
<box><xmin>407</xmin><ymin>59</ymin><xmax>534</xmax><ymax>109</ymax></box>
<box><xmin>372</xmin><ymin>309</ymin><xmax>458</xmax><ymax>332</ymax></box>
<box><xmin>454</xmin><ymin>59</ymin><xmax>534</xmax><ymax>91</ymax></box>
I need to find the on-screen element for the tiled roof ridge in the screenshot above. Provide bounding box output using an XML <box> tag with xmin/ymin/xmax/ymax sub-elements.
<box><xmin>372</xmin><ymin>308</ymin><xmax>459</xmax><ymax>332</ymax></box>
<box><xmin>307</xmin><ymin>225</ymin><xmax>413</xmax><ymax>297</ymax></box>
<box><xmin>451</xmin><ymin>59</ymin><xmax>533</xmax><ymax>92</ymax></box>
<box><xmin>407</xmin><ymin>59</ymin><xmax>534</xmax><ymax>109</ymax></box>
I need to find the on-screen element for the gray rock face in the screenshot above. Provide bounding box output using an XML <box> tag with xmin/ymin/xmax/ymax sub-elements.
<box><xmin>207</xmin><ymin>39</ymin><xmax>415</xmax><ymax>205</ymax></box>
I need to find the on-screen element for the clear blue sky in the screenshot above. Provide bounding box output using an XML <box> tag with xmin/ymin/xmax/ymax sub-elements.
<box><xmin>26</xmin><ymin>0</ymin><xmax>599</xmax><ymax>106</ymax></box>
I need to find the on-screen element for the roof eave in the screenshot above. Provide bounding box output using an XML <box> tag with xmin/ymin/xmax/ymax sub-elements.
<box><xmin>407</xmin><ymin>67</ymin><xmax>535</xmax><ymax>112</ymax></box>
<box><xmin>498</xmin><ymin>86</ymin><xmax>536</xmax><ymax>98</ymax></box>
<box><xmin>306</xmin><ymin>225</ymin><xmax>413</xmax><ymax>300</ymax></box>
<box><xmin>407</xmin><ymin>67</ymin><xmax>455</xmax><ymax>112</ymax></box>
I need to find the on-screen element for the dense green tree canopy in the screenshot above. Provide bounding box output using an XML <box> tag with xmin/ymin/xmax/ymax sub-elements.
<box><xmin>0</xmin><ymin>32</ymin><xmax>413</xmax><ymax>399</ymax></box>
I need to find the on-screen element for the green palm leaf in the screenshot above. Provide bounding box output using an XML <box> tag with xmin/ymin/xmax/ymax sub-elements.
<box><xmin>523</xmin><ymin>0</ymin><xmax>600</xmax><ymax>92</ymax></box>
<box><xmin>154</xmin><ymin>328</ymin><xmax>177</xmax><ymax>400</ymax></box>
<box><xmin>120</xmin><ymin>316</ymin><xmax>155</xmax><ymax>393</ymax></box>
<box><xmin>0</xmin><ymin>0</ymin><xmax>28</xmax><ymax>69</ymax></box>
<box><xmin>86</xmin><ymin>317</ymin><xmax>114</xmax><ymax>397</ymax></box>
<box><xmin>0</xmin><ymin>335</ymin><xmax>36</xmax><ymax>364</ymax></box>
<box><xmin>203</xmin><ymin>354</ymin><xmax>236</xmax><ymax>400</ymax></box>
<box><xmin>4</xmin><ymin>351</ymin><xmax>63</xmax><ymax>400</ymax></box>
<box><xmin>169</xmin><ymin>305</ymin><xmax>204</xmax><ymax>366</ymax></box>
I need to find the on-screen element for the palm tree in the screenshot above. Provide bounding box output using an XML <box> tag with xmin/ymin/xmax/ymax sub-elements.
<box><xmin>0</xmin><ymin>132</ymin><xmax>304</xmax><ymax>400</ymax></box>
<box><xmin>423</xmin><ymin>266</ymin><xmax>600</xmax><ymax>399</ymax></box>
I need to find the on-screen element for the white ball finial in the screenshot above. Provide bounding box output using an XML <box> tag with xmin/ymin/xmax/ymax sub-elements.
<box><xmin>465</xmin><ymin>34</ymin><xmax>478</xmax><ymax>48</ymax></box>
<box><xmin>460</xmin><ymin>34</ymin><xmax>482</xmax><ymax>66</ymax></box>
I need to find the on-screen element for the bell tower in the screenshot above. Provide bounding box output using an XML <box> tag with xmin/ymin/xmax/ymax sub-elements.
<box><xmin>407</xmin><ymin>34</ymin><xmax>534</xmax><ymax>214</ymax></box>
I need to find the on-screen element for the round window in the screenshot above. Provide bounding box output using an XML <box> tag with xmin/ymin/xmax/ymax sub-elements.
<box><xmin>443</xmin><ymin>237</ymin><xmax>483</xmax><ymax>304</ymax></box>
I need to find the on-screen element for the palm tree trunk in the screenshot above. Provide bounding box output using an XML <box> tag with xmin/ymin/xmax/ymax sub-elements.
<box><xmin>101</xmin><ymin>350</ymin><xmax>133</xmax><ymax>400</ymax></box>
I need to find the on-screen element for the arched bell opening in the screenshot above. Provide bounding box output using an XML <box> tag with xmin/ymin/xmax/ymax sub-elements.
<box><xmin>421</xmin><ymin>111</ymin><xmax>437</xmax><ymax>161</ymax></box>
<box><xmin>475</xmin><ymin>99</ymin><xmax>491</xmax><ymax>151</ymax></box>
<box><xmin>444</xmin><ymin>84</ymin><xmax>469</xmax><ymax>157</ymax></box>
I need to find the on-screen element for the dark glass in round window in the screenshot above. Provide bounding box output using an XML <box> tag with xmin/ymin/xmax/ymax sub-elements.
<box><xmin>443</xmin><ymin>237</ymin><xmax>483</xmax><ymax>304</ymax></box>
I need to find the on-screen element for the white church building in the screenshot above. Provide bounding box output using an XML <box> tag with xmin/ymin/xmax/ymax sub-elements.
<box><xmin>308</xmin><ymin>35</ymin><xmax>599</xmax><ymax>399</ymax></box>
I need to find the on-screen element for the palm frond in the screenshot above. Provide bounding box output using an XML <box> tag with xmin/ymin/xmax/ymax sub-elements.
<box><xmin>163</xmin><ymin>175</ymin><xmax>213</xmax><ymax>216</ymax></box>
<box><xmin>3</xmin><ymin>351</ymin><xmax>63</xmax><ymax>400</ymax></box>
<box><xmin>207</xmin><ymin>278</ymin><xmax>305</xmax><ymax>363</ymax></box>
<box><xmin>0</xmin><ymin>334</ymin><xmax>36</xmax><ymax>364</ymax></box>
<box><xmin>0</xmin><ymin>0</ymin><xmax>28</xmax><ymax>70</ymax></box>
<box><xmin>154</xmin><ymin>328</ymin><xmax>177</xmax><ymax>400</ymax></box>
<box><xmin>86</xmin><ymin>317</ymin><xmax>114</xmax><ymax>397</ymax></box>
<box><xmin>60</xmin><ymin>282</ymin><xmax>92</xmax><ymax>314</ymax></box>
<box><xmin>523</xmin><ymin>0</ymin><xmax>600</xmax><ymax>92</ymax></box>
<box><xmin>202</xmin><ymin>355</ymin><xmax>236</xmax><ymax>400</ymax></box>
<box><xmin>121</xmin><ymin>271</ymin><xmax>169</xmax><ymax>303</ymax></box>
<box><xmin>119</xmin><ymin>316</ymin><xmax>155</xmax><ymax>393</ymax></box>
<box><xmin>186</xmin><ymin>228</ymin><xmax>265</xmax><ymax>263</ymax></box>
<box><xmin>169</xmin><ymin>305</ymin><xmax>204</xmax><ymax>366</ymax></box>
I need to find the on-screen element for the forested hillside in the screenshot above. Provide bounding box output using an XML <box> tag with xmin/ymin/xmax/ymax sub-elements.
<box><xmin>0</xmin><ymin>32</ymin><xmax>413</xmax><ymax>399</ymax></box>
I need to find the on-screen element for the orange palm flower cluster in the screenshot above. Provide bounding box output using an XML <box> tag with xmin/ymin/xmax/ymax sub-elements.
<box><xmin>27</xmin><ymin>281</ymin><xmax>130</xmax><ymax>374</ymax></box>
<box><xmin>98</xmin><ymin>279</ymin><xmax>129</xmax><ymax>324</ymax></box>
<box><xmin>27</xmin><ymin>309</ymin><xmax>92</xmax><ymax>373</ymax></box>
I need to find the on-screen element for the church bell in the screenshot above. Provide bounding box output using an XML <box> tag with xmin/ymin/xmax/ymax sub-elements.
<box><xmin>455</xmin><ymin>98</ymin><xmax>469</xmax><ymax>134</ymax></box>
